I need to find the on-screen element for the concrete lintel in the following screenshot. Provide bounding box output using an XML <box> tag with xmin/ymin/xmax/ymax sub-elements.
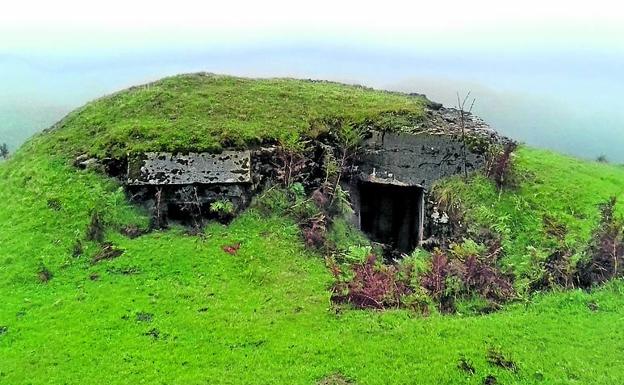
<box><xmin>127</xmin><ymin>151</ymin><xmax>251</xmax><ymax>185</ymax></box>
<box><xmin>359</xmin><ymin>174</ymin><xmax>425</xmax><ymax>189</ymax></box>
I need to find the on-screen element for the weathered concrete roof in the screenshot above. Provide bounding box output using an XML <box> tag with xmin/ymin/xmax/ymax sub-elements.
<box><xmin>127</xmin><ymin>151</ymin><xmax>251</xmax><ymax>185</ymax></box>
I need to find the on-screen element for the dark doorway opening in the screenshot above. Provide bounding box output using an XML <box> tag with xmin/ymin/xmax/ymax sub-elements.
<box><xmin>358</xmin><ymin>181</ymin><xmax>424</xmax><ymax>253</ymax></box>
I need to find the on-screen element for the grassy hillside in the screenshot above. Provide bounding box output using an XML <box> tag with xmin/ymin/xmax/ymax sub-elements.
<box><xmin>436</xmin><ymin>147</ymin><xmax>624</xmax><ymax>292</ymax></box>
<box><xmin>1</xmin><ymin>145</ymin><xmax>624</xmax><ymax>384</ymax></box>
<box><xmin>1</xmin><ymin>75</ymin><xmax>624</xmax><ymax>384</ymax></box>
<box><xmin>41</xmin><ymin>73</ymin><xmax>427</xmax><ymax>158</ymax></box>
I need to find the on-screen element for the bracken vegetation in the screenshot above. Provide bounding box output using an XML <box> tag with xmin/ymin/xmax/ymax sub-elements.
<box><xmin>578</xmin><ymin>197</ymin><xmax>624</xmax><ymax>287</ymax></box>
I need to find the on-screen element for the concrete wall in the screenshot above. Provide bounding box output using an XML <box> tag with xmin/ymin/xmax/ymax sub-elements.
<box><xmin>355</xmin><ymin>131</ymin><xmax>487</xmax><ymax>189</ymax></box>
<box><xmin>127</xmin><ymin>151</ymin><xmax>251</xmax><ymax>185</ymax></box>
<box><xmin>117</xmin><ymin>132</ymin><xmax>492</xmax><ymax>243</ymax></box>
<box><xmin>346</xmin><ymin>131</ymin><xmax>492</xmax><ymax>250</ymax></box>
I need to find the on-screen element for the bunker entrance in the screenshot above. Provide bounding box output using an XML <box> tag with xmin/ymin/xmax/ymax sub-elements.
<box><xmin>358</xmin><ymin>181</ymin><xmax>425</xmax><ymax>253</ymax></box>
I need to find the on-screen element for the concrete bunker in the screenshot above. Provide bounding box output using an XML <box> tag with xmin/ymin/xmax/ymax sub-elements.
<box><xmin>81</xmin><ymin>104</ymin><xmax>506</xmax><ymax>254</ymax></box>
<box><xmin>125</xmin><ymin>151</ymin><xmax>255</xmax><ymax>226</ymax></box>
<box><xmin>343</xmin><ymin>127</ymin><xmax>496</xmax><ymax>253</ymax></box>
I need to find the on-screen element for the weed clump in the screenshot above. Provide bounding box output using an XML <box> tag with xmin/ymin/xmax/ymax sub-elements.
<box><xmin>530</xmin><ymin>215</ymin><xmax>578</xmax><ymax>290</ymax></box>
<box><xmin>46</xmin><ymin>198</ymin><xmax>62</xmax><ymax>211</ymax></box>
<box><xmin>120</xmin><ymin>224</ymin><xmax>145</xmax><ymax>239</ymax></box>
<box><xmin>327</xmin><ymin>232</ymin><xmax>513</xmax><ymax>313</ymax></box>
<box><xmin>483</xmin><ymin>374</ymin><xmax>498</xmax><ymax>385</ymax></box>
<box><xmin>91</xmin><ymin>243</ymin><xmax>124</xmax><ymax>264</ymax></box>
<box><xmin>421</xmin><ymin>241</ymin><xmax>514</xmax><ymax>313</ymax></box>
<box><xmin>144</xmin><ymin>328</ymin><xmax>161</xmax><ymax>340</ymax></box>
<box><xmin>302</xmin><ymin>214</ymin><xmax>328</xmax><ymax>249</ymax></box>
<box><xmin>543</xmin><ymin>249</ymin><xmax>576</xmax><ymax>288</ymax></box>
<box><xmin>37</xmin><ymin>265</ymin><xmax>53</xmax><ymax>283</ymax></box>
<box><xmin>330</xmin><ymin>254</ymin><xmax>411</xmax><ymax>310</ymax></box>
<box><xmin>457</xmin><ymin>357</ymin><xmax>476</xmax><ymax>375</ymax></box>
<box><xmin>209</xmin><ymin>199</ymin><xmax>235</xmax><ymax>222</ymax></box>
<box><xmin>86</xmin><ymin>211</ymin><xmax>105</xmax><ymax>243</ymax></box>
<box><xmin>71</xmin><ymin>240</ymin><xmax>84</xmax><ymax>258</ymax></box>
<box><xmin>578</xmin><ymin>197</ymin><xmax>624</xmax><ymax>287</ymax></box>
<box><xmin>486</xmin><ymin>142</ymin><xmax>518</xmax><ymax>190</ymax></box>
<box><xmin>486</xmin><ymin>346</ymin><xmax>518</xmax><ymax>373</ymax></box>
<box><xmin>135</xmin><ymin>312</ymin><xmax>154</xmax><ymax>323</ymax></box>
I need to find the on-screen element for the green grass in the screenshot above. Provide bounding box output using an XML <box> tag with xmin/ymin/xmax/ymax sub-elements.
<box><xmin>40</xmin><ymin>73</ymin><xmax>427</xmax><ymax>158</ymax></box>
<box><xmin>2</xmin><ymin>138</ymin><xmax>624</xmax><ymax>384</ymax></box>
<box><xmin>2</xmin><ymin>75</ymin><xmax>624</xmax><ymax>384</ymax></box>
<box><xmin>436</xmin><ymin>147</ymin><xmax>624</xmax><ymax>291</ymax></box>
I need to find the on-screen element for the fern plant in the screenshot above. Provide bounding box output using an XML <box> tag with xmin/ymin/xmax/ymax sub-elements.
<box><xmin>210</xmin><ymin>199</ymin><xmax>235</xmax><ymax>216</ymax></box>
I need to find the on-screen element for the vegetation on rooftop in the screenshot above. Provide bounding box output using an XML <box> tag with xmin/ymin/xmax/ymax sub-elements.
<box><xmin>40</xmin><ymin>73</ymin><xmax>427</xmax><ymax>158</ymax></box>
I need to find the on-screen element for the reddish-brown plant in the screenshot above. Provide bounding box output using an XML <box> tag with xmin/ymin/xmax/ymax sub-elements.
<box><xmin>578</xmin><ymin>197</ymin><xmax>624</xmax><ymax>287</ymax></box>
<box><xmin>302</xmin><ymin>214</ymin><xmax>327</xmax><ymax>249</ymax></box>
<box><xmin>332</xmin><ymin>255</ymin><xmax>411</xmax><ymax>309</ymax></box>
<box><xmin>222</xmin><ymin>243</ymin><xmax>241</xmax><ymax>255</ymax></box>
<box><xmin>421</xmin><ymin>247</ymin><xmax>514</xmax><ymax>312</ymax></box>
<box><xmin>487</xmin><ymin>142</ymin><xmax>518</xmax><ymax>189</ymax></box>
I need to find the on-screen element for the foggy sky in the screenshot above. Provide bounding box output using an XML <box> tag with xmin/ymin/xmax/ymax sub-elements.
<box><xmin>1</xmin><ymin>1</ymin><xmax>623</xmax><ymax>162</ymax></box>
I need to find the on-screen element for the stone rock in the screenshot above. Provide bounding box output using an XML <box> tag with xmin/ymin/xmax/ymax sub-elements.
<box><xmin>74</xmin><ymin>154</ymin><xmax>102</xmax><ymax>170</ymax></box>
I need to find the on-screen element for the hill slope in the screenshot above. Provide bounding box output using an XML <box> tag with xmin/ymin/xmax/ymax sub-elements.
<box><xmin>436</xmin><ymin>147</ymin><xmax>624</xmax><ymax>290</ymax></box>
<box><xmin>40</xmin><ymin>73</ymin><xmax>427</xmax><ymax>158</ymax></box>
<box><xmin>1</xmin><ymin>74</ymin><xmax>624</xmax><ymax>384</ymax></box>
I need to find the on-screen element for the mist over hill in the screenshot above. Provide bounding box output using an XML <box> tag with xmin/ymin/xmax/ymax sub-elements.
<box><xmin>1</xmin><ymin>45</ymin><xmax>622</xmax><ymax>162</ymax></box>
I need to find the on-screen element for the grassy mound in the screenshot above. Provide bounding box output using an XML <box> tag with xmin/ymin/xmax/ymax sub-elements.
<box><xmin>1</xmin><ymin>74</ymin><xmax>624</xmax><ymax>384</ymax></box>
<box><xmin>40</xmin><ymin>73</ymin><xmax>427</xmax><ymax>158</ymax></box>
